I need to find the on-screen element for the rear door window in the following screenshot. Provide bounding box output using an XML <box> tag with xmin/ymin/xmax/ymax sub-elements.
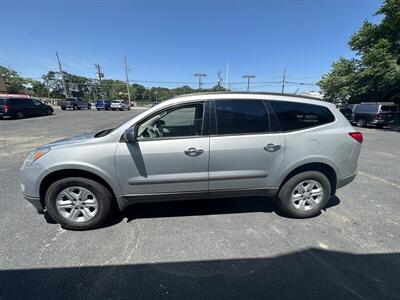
<box><xmin>269</xmin><ymin>101</ymin><xmax>335</xmax><ymax>131</ymax></box>
<box><xmin>354</xmin><ymin>104</ymin><xmax>378</xmax><ymax>113</ymax></box>
<box><xmin>214</xmin><ymin>100</ymin><xmax>269</xmax><ymax>135</ymax></box>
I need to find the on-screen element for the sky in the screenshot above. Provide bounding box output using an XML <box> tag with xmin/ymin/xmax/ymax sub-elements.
<box><xmin>0</xmin><ymin>0</ymin><xmax>383</xmax><ymax>93</ymax></box>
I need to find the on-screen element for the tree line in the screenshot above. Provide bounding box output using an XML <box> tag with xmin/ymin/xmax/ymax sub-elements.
<box><xmin>318</xmin><ymin>0</ymin><xmax>400</xmax><ymax>104</ymax></box>
<box><xmin>0</xmin><ymin>65</ymin><xmax>225</xmax><ymax>102</ymax></box>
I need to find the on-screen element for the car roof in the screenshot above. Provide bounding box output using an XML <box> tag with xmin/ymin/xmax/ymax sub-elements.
<box><xmin>155</xmin><ymin>92</ymin><xmax>335</xmax><ymax>109</ymax></box>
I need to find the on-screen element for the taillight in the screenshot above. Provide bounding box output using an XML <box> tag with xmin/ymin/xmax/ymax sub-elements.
<box><xmin>4</xmin><ymin>104</ymin><xmax>10</xmax><ymax>112</ymax></box>
<box><xmin>373</xmin><ymin>114</ymin><xmax>382</xmax><ymax>120</ymax></box>
<box><xmin>348</xmin><ymin>132</ymin><xmax>363</xmax><ymax>144</ymax></box>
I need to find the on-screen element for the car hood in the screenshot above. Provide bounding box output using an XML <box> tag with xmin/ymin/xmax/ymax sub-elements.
<box><xmin>45</xmin><ymin>131</ymin><xmax>97</xmax><ymax>148</ymax></box>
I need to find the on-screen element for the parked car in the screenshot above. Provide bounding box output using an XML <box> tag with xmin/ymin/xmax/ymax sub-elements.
<box><xmin>0</xmin><ymin>97</ymin><xmax>53</xmax><ymax>119</ymax></box>
<box><xmin>60</xmin><ymin>97</ymin><xmax>91</xmax><ymax>110</ymax></box>
<box><xmin>352</xmin><ymin>102</ymin><xmax>399</xmax><ymax>128</ymax></box>
<box><xmin>20</xmin><ymin>92</ymin><xmax>362</xmax><ymax>230</ymax></box>
<box><xmin>338</xmin><ymin>107</ymin><xmax>354</xmax><ymax>122</ymax></box>
<box><xmin>95</xmin><ymin>99</ymin><xmax>112</xmax><ymax>111</ymax></box>
<box><xmin>111</xmin><ymin>100</ymin><xmax>130</xmax><ymax>111</ymax></box>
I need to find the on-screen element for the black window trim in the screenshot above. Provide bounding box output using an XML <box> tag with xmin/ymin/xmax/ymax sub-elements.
<box><xmin>209</xmin><ymin>99</ymin><xmax>273</xmax><ymax>137</ymax></box>
<box><xmin>131</xmin><ymin>100</ymin><xmax>209</xmax><ymax>142</ymax></box>
<box><xmin>266</xmin><ymin>100</ymin><xmax>337</xmax><ymax>133</ymax></box>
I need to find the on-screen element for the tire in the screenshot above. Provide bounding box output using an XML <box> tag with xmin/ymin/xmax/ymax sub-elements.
<box><xmin>277</xmin><ymin>171</ymin><xmax>331</xmax><ymax>218</ymax></box>
<box><xmin>72</xmin><ymin>105</ymin><xmax>77</xmax><ymax>110</ymax></box>
<box><xmin>46</xmin><ymin>109</ymin><xmax>53</xmax><ymax>115</ymax></box>
<box><xmin>356</xmin><ymin>118</ymin><xmax>367</xmax><ymax>127</ymax></box>
<box><xmin>97</xmin><ymin>108</ymin><xmax>100</xmax><ymax>111</ymax></box>
<box><xmin>16</xmin><ymin>111</ymin><xmax>25</xmax><ymax>119</ymax></box>
<box><xmin>61</xmin><ymin>107</ymin><xmax>66</xmax><ymax>111</ymax></box>
<box><xmin>88</xmin><ymin>105</ymin><xmax>91</xmax><ymax>110</ymax></box>
<box><xmin>45</xmin><ymin>177</ymin><xmax>114</xmax><ymax>230</ymax></box>
<box><xmin>376</xmin><ymin>124</ymin><xmax>384</xmax><ymax>129</ymax></box>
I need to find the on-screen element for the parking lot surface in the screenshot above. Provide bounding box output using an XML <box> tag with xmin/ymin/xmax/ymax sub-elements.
<box><xmin>0</xmin><ymin>109</ymin><xmax>399</xmax><ymax>299</ymax></box>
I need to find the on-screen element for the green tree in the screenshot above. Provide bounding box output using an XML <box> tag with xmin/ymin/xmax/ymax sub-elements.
<box><xmin>319</xmin><ymin>0</ymin><xmax>400</xmax><ymax>103</ymax></box>
<box><xmin>0</xmin><ymin>65</ymin><xmax>26</xmax><ymax>93</ymax></box>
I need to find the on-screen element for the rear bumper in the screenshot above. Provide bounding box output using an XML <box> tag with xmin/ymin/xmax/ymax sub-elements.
<box><xmin>24</xmin><ymin>195</ymin><xmax>44</xmax><ymax>213</ymax></box>
<box><xmin>337</xmin><ymin>172</ymin><xmax>357</xmax><ymax>189</ymax></box>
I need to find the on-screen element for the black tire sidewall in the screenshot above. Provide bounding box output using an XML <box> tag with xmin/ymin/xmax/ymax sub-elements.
<box><xmin>17</xmin><ymin>111</ymin><xmax>24</xmax><ymax>119</ymax></box>
<box><xmin>277</xmin><ymin>171</ymin><xmax>331</xmax><ymax>218</ymax></box>
<box><xmin>356</xmin><ymin>118</ymin><xmax>366</xmax><ymax>127</ymax></box>
<box><xmin>45</xmin><ymin>177</ymin><xmax>113</xmax><ymax>230</ymax></box>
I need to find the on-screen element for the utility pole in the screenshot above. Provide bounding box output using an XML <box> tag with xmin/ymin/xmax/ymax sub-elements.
<box><xmin>55</xmin><ymin>51</ymin><xmax>68</xmax><ymax>98</ymax></box>
<box><xmin>225</xmin><ymin>63</ymin><xmax>229</xmax><ymax>91</ymax></box>
<box><xmin>281</xmin><ymin>68</ymin><xmax>286</xmax><ymax>94</ymax></box>
<box><xmin>194</xmin><ymin>73</ymin><xmax>206</xmax><ymax>90</ymax></box>
<box><xmin>95</xmin><ymin>64</ymin><xmax>103</xmax><ymax>84</ymax></box>
<box><xmin>95</xmin><ymin>64</ymin><xmax>104</xmax><ymax>99</ymax></box>
<box><xmin>217</xmin><ymin>71</ymin><xmax>222</xmax><ymax>87</ymax></box>
<box><xmin>124</xmin><ymin>56</ymin><xmax>132</xmax><ymax>107</ymax></box>
<box><xmin>243</xmin><ymin>74</ymin><xmax>256</xmax><ymax>92</ymax></box>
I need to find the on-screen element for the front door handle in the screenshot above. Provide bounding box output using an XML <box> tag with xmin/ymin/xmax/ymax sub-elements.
<box><xmin>184</xmin><ymin>147</ymin><xmax>204</xmax><ymax>157</ymax></box>
<box><xmin>264</xmin><ymin>143</ymin><xmax>281</xmax><ymax>152</ymax></box>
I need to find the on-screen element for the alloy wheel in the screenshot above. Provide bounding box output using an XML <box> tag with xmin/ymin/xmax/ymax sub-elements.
<box><xmin>56</xmin><ymin>186</ymin><xmax>98</xmax><ymax>222</ymax></box>
<box><xmin>291</xmin><ymin>180</ymin><xmax>324</xmax><ymax>211</ymax></box>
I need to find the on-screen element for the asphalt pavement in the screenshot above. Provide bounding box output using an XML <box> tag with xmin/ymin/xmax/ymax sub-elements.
<box><xmin>0</xmin><ymin>109</ymin><xmax>399</xmax><ymax>299</ymax></box>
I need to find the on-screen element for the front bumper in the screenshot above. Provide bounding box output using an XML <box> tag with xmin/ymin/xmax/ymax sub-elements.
<box><xmin>337</xmin><ymin>172</ymin><xmax>357</xmax><ymax>189</ymax></box>
<box><xmin>24</xmin><ymin>195</ymin><xmax>44</xmax><ymax>213</ymax></box>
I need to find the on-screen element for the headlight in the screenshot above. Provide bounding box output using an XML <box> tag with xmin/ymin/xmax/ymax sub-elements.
<box><xmin>23</xmin><ymin>147</ymin><xmax>50</xmax><ymax>167</ymax></box>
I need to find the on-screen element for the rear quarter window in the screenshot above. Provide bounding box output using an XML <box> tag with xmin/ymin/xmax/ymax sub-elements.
<box><xmin>353</xmin><ymin>104</ymin><xmax>378</xmax><ymax>113</ymax></box>
<box><xmin>269</xmin><ymin>101</ymin><xmax>335</xmax><ymax>131</ymax></box>
<box><xmin>380</xmin><ymin>105</ymin><xmax>398</xmax><ymax>112</ymax></box>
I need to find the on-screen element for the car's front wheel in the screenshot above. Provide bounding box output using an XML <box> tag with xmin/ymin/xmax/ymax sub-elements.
<box><xmin>277</xmin><ymin>171</ymin><xmax>331</xmax><ymax>218</ymax></box>
<box><xmin>45</xmin><ymin>177</ymin><xmax>114</xmax><ymax>230</ymax></box>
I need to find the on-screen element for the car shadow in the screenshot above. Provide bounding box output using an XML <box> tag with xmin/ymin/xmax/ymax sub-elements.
<box><xmin>44</xmin><ymin>195</ymin><xmax>342</xmax><ymax>229</ymax></box>
<box><xmin>122</xmin><ymin>195</ymin><xmax>341</xmax><ymax>224</ymax></box>
<box><xmin>1</xmin><ymin>248</ymin><xmax>399</xmax><ymax>299</ymax></box>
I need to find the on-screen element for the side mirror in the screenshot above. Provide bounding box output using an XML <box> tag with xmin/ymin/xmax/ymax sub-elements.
<box><xmin>124</xmin><ymin>126</ymin><xmax>137</xmax><ymax>143</ymax></box>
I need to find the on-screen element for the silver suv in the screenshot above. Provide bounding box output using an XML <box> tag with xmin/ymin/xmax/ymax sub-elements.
<box><xmin>20</xmin><ymin>92</ymin><xmax>362</xmax><ymax>230</ymax></box>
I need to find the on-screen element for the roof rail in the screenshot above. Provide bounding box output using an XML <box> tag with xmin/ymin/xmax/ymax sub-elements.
<box><xmin>172</xmin><ymin>91</ymin><xmax>324</xmax><ymax>101</ymax></box>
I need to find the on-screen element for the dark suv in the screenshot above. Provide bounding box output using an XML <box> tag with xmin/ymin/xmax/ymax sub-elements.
<box><xmin>0</xmin><ymin>97</ymin><xmax>54</xmax><ymax>119</ymax></box>
<box><xmin>352</xmin><ymin>103</ymin><xmax>399</xmax><ymax>128</ymax></box>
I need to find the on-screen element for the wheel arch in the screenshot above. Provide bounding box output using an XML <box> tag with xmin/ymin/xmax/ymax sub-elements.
<box><xmin>279</xmin><ymin>162</ymin><xmax>338</xmax><ymax>196</ymax></box>
<box><xmin>39</xmin><ymin>169</ymin><xmax>123</xmax><ymax>210</ymax></box>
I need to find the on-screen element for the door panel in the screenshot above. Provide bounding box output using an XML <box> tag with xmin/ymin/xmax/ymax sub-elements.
<box><xmin>115</xmin><ymin>138</ymin><xmax>209</xmax><ymax>195</ymax></box>
<box><xmin>209</xmin><ymin>134</ymin><xmax>285</xmax><ymax>190</ymax></box>
<box><xmin>209</xmin><ymin>99</ymin><xmax>285</xmax><ymax>191</ymax></box>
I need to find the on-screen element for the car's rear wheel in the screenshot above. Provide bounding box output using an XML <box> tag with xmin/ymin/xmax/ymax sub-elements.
<box><xmin>61</xmin><ymin>107</ymin><xmax>66</xmax><ymax>110</ymax></box>
<box><xmin>356</xmin><ymin>118</ymin><xmax>367</xmax><ymax>127</ymax></box>
<box><xmin>16</xmin><ymin>111</ymin><xmax>25</xmax><ymax>119</ymax></box>
<box><xmin>45</xmin><ymin>177</ymin><xmax>114</xmax><ymax>230</ymax></box>
<box><xmin>46</xmin><ymin>109</ymin><xmax>52</xmax><ymax>115</ymax></box>
<box><xmin>277</xmin><ymin>171</ymin><xmax>331</xmax><ymax>218</ymax></box>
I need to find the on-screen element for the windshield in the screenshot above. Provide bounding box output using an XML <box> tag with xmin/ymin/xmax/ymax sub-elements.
<box><xmin>94</xmin><ymin>107</ymin><xmax>150</xmax><ymax>138</ymax></box>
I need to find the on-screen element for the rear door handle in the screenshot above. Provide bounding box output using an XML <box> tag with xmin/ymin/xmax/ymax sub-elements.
<box><xmin>264</xmin><ymin>143</ymin><xmax>281</xmax><ymax>152</ymax></box>
<box><xmin>184</xmin><ymin>147</ymin><xmax>204</xmax><ymax>157</ymax></box>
